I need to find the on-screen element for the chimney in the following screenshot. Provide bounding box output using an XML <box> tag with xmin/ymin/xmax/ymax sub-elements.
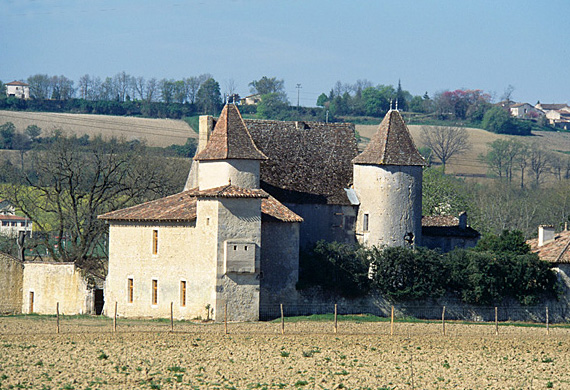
<box><xmin>538</xmin><ymin>225</ymin><xmax>555</xmax><ymax>247</ymax></box>
<box><xmin>198</xmin><ymin>115</ymin><xmax>214</xmax><ymax>154</ymax></box>
<box><xmin>458</xmin><ymin>212</ymin><xmax>467</xmax><ymax>229</ymax></box>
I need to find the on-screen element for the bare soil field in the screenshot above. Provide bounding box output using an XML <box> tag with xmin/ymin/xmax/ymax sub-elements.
<box><xmin>0</xmin><ymin>111</ymin><xmax>196</xmax><ymax>148</ymax></box>
<box><xmin>1</xmin><ymin>316</ymin><xmax>569</xmax><ymax>389</ymax></box>
<box><xmin>357</xmin><ymin>124</ymin><xmax>570</xmax><ymax>181</ymax></box>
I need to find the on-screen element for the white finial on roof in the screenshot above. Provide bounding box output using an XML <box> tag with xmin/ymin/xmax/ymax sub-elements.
<box><xmin>389</xmin><ymin>99</ymin><xmax>393</xmax><ymax>112</ymax></box>
<box><xmin>395</xmin><ymin>99</ymin><xmax>399</xmax><ymax>112</ymax></box>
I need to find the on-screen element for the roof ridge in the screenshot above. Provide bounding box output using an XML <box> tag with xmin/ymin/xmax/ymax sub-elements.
<box><xmin>194</xmin><ymin>104</ymin><xmax>268</xmax><ymax>161</ymax></box>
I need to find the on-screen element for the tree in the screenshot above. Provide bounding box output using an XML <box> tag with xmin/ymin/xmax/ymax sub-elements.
<box><xmin>420</xmin><ymin>125</ymin><xmax>471</xmax><ymax>172</ymax></box>
<box><xmin>0</xmin><ymin>122</ymin><xmax>16</xmax><ymax>149</ymax></box>
<box><xmin>395</xmin><ymin>79</ymin><xmax>408</xmax><ymax>111</ymax></box>
<box><xmin>316</xmin><ymin>93</ymin><xmax>328</xmax><ymax>107</ymax></box>
<box><xmin>529</xmin><ymin>143</ymin><xmax>550</xmax><ymax>187</ymax></box>
<box><xmin>483</xmin><ymin>139</ymin><xmax>523</xmax><ymax>181</ymax></box>
<box><xmin>0</xmin><ymin>80</ymin><xmax>6</xmax><ymax>97</ymax></box>
<box><xmin>249</xmin><ymin>76</ymin><xmax>288</xmax><ymax>103</ymax></box>
<box><xmin>196</xmin><ymin>78</ymin><xmax>222</xmax><ymax>114</ymax></box>
<box><xmin>27</xmin><ymin>74</ymin><xmax>52</xmax><ymax>99</ymax></box>
<box><xmin>256</xmin><ymin>92</ymin><xmax>290</xmax><ymax>120</ymax></box>
<box><xmin>4</xmin><ymin>136</ymin><xmax>187</xmax><ymax>273</ymax></box>
<box><xmin>159</xmin><ymin>79</ymin><xmax>175</xmax><ymax>104</ymax></box>
<box><xmin>422</xmin><ymin>167</ymin><xmax>472</xmax><ymax>216</ymax></box>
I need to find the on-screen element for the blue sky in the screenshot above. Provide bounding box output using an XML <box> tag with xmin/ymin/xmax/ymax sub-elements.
<box><xmin>1</xmin><ymin>0</ymin><xmax>569</xmax><ymax>106</ymax></box>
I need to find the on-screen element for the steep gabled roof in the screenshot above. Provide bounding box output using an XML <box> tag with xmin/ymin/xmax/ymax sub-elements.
<box><xmin>98</xmin><ymin>188</ymin><xmax>301</xmax><ymax>223</ymax></box>
<box><xmin>194</xmin><ymin>104</ymin><xmax>267</xmax><ymax>161</ymax></box>
<box><xmin>352</xmin><ymin>110</ymin><xmax>425</xmax><ymax>166</ymax></box>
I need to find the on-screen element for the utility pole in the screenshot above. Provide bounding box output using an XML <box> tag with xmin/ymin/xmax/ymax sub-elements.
<box><xmin>296</xmin><ymin>84</ymin><xmax>302</xmax><ymax>110</ymax></box>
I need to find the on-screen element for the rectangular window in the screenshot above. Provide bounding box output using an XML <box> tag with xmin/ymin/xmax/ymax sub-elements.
<box><xmin>152</xmin><ymin>279</ymin><xmax>158</xmax><ymax>305</ymax></box>
<box><xmin>127</xmin><ymin>278</ymin><xmax>134</xmax><ymax>303</ymax></box>
<box><xmin>152</xmin><ymin>230</ymin><xmax>158</xmax><ymax>255</ymax></box>
<box><xmin>180</xmin><ymin>281</ymin><xmax>186</xmax><ymax>307</ymax></box>
<box><xmin>29</xmin><ymin>291</ymin><xmax>34</xmax><ymax>313</ymax></box>
<box><xmin>363</xmin><ymin>213</ymin><xmax>369</xmax><ymax>232</ymax></box>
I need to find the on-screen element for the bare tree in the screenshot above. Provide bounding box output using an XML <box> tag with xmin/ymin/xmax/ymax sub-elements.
<box><xmin>529</xmin><ymin>143</ymin><xmax>550</xmax><ymax>187</ymax></box>
<box><xmin>420</xmin><ymin>126</ymin><xmax>471</xmax><ymax>172</ymax></box>
<box><xmin>4</xmin><ymin>136</ymin><xmax>187</xmax><ymax>272</ymax></box>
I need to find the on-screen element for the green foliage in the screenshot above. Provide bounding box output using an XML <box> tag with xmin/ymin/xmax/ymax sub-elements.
<box><xmin>422</xmin><ymin>167</ymin><xmax>472</xmax><ymax>216</ymax></box>
<box><xmin>196</xmin><ymin>78</ymin><xmax>222</xmax><ymax>115</ymax></box>
<box><xmin>0</xmin><ymin>122</ymin><xmax>16</xmax><ymax>149</ymax></box>
<box><xmin>475</xmin><ymin>230</ymin><xmax>530</xmax><ymax>255</ymax></box>
<box><xmin>316</xmin><ymin>93</ymin><xmax>328</xmax><ymax>107</ymax></box>
<box><xmin>297</xmin><ymin>240</ymin><xmax>370</xmax><ymax>298</ymax></box>
<box><xmin>256</xmin><ymin>93</ymin><xmax>290</xmax><ymax>120</ymax></box>
<box><xmin>166</xmin><ymin>138</ymin><xmax>197</xmax><ymax>158</ymax></box>
<box><xmin>482</xmin><ymin>107</ymin><xmax>532</xmax><ymax>135</ymax></box>
<box><xmin>249</xmin><ymin>76</ymin><xmax>287</xmax><ymax>102</ymax></box>
<box><xmin>369</xmin><ymin>246</ymin><xmax>446</xmax><ymax>300</ymax></box>
<box><xmin>300</xmin><ymin>233</ymin><xmax>558</xmax><ymax>305</ymax></box>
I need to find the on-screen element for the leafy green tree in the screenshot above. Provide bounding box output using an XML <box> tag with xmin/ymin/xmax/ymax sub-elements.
<box><xmin>256</xmin><ymin>93</ymin><xmax>290</xmax><ymax>120</ymax></box>
<box><xmin>297</xmin><ymin>241</ymin><xmax>370</xmax><ymax>298</ymax></box>
<box><xmin>316</xmin><ymin>93</ymin><xmax>328</xmax><ymax>107</ymax></box>
<box><xmin>422</xmin><ymin>167</ymin><xmax>472</xmax><ymax>216</ymax></box>
<box><xmin>361</xmin><ymin>87</ymin><xmax>388</xmax><ymax>117</ymax></box>
<box><xmin>368</xmin><ymin>246</ymin><xmax>446</xmax><ymax>300</ymax></box>
<box><xmin>482</xmin><ymin>107</ymin><xmax>532</xmax><ymax>135</ymax></box>
<box><xmin>25</xmin><ymin>125</ymin><xmax>42</xmax><ymax>142</ymax></box>
<box><xmin>196</xmin><ymin>78</ymin><xmax>222</xmax><ymax>115</ymax></box>
<box><xmin>249</xmin><ymin>76</ymin><xmax>288</xmax><ymax>103</ymax></box>
<box><xmin>475</xmin><ymin>230</ymin><xmax>530</xmax><ymax>255</ymax></box>
<box><xmin>0</xmin><ymin>80</ymin><xmax>5</xmax><ymax>97</ymax></box>
<box><xmin>0</xmin><ymin>122</ymin><xmax>16</xmax><ymax>149</ymax></box>
<box><xmin>395</xmin><ymin>80</ymin><xmax>409</xmax><ymax>111</ymax></box>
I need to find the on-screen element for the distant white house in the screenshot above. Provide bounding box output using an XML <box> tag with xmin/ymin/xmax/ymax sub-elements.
<box><xmin>510</xmin><ymin>103</ymin><xmax>543</xmax><ymax>119</ymax></box>
<box><xmin>240</xmin><ymin>94</ymin><xmax>262</xmax><ymax>105</ymax></box>
<box><xmin>5</xmin><ymin>81</ymin><xmax>30</xmax><ymax>99</ymax></box>
<box><xmin>536</xmin><ymin>103</ymin><xmax>570</xmax><ymax>129</ymax></box>
<box><xmin>0</xmin><ymin>200</ymin><xmax>32</xmax><ymax>238</ymax></box>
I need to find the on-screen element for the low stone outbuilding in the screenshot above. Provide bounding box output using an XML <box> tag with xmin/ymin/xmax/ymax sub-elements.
<box><xmin>528</xmin><ymin>225</ymin><xmax>570</xmax><ymax>296</ymax></box>
<box><xmin>421</xmin><ymin>213</ymin><xmax>480</xmax><ymax>252</ymax></box>
<box><xmin>22</xmin><ymin>262</ymin><xmax>103</xmax><ymax>315</ymax></box>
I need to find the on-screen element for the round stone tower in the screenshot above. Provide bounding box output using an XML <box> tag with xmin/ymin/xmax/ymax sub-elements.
<box><xmin>352</xmin><ymin>109</ymin><xmax>425</xmax><ymax>248</ymax></box>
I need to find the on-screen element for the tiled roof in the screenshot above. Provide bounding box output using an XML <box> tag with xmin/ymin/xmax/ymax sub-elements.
<box><xmin>245</xmin><ymin>119</ymin><xmax>358</xmax><ymax>205</ymax></box>
<box><xmin>538</xmin><ymin>103</ymin><xmax>569</xmax><ymax>111</ymax></box>
<box><xmin>98</xmin><ymin>191</ymin><xmax>198</xmax><ymax>222</ymax></box>
<box><xmin>194</xmin><ymin>104</ymin><xmax>267</xmax><ymax>161</ymax></box>
<box><xmin>421</xmin><ymin>215</ymin><xmax>480</xmax><ymax>238</ymax></box>
<box><xmin>98</xmin><ymin>188</ymin><xmax>300</xmax><ymax>223</ymax></box>
<box><xmin>6</xmin><ymin>81</ymin><xmax>29</xmax><ymax>86</ymax></box>
<box><xmin>352</xmin><ymin>110</ymin><xmax>425</xmax><ymax>166</ymax></box>
<box><xmin>421</xmin><ymin>215</ymin><xmax>459</xmax><ymax>227</ymax></box>
<box><xmin>0</xmin><ymin>214</ymin><xmax>28</xmax><ymax>221</ymax></box>
<box><xmin>262</xmin><ymin>196</ymin><xmax>303</xmax><ymax>222</ymax></box>
<box><xmin>186</xmin><ymin>184</ymin><xmax>269</xmax><ymax>198</ymax></box>
<box><xmin>528</xmin><ymin>230</ymin><xmax>570</xmax><ymax>264</ymax></box>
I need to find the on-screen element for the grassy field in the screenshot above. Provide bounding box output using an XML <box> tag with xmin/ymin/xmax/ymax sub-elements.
<box><xmin>357</xmin><ymin>124</ymin><xmax>570</xmax><ymax>181</ymax></box>
<box><xmin>0</xmin><ymin>111</ymin><xmax>197</xmax><ymax>148</ymax></box>
<box><xmin>1</xmin><ymin>315</ymin><xmax>569</xmax><ymax>389</ymax></box>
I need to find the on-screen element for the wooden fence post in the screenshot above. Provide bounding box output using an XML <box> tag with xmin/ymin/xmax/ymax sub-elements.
<box><xmin>334</xmin><ymin>304</ymin><xmax>338</xmax><ymax>334</ymax></box>
<box><xmin>495</xmin><ymin>306</ymin><xmax>499</xmax><ymax>336</ymax></box>
<box><xmin>224</xmin><ymin>302</ymin><xmax>228</xmax><ymax>335</ymax></box>
<box><xmin>113</xmin><ymin>301</ymin><xmax>117</xmax><ymax>332</ymax></box>
<box><xmin>390</xmin><ymin>306</ymin><xmax>394</xmax><ymax>336</ymax></box>
<box><xmin>441</xmin><ymin>306</ymin><xmax>446</xmax><ymax>336</ymax></box>
<box><xmin>280</xmin><ymin>304</ymin><xmax>284</xmax><ymax>335</ymax></box>
<box><xmin>170</xmin><ymin>302</ymin><xmax>174</xmax><ymax>332</ymax></box>
<box><xmin>546</xmin><ymin>306</ymin><xmax>550</xmax><ymax>335</ymax></box>
<box><xmin>56</xmin><ymin>302</ymin><xmax>60</xmax><ymax>334</ymax></box>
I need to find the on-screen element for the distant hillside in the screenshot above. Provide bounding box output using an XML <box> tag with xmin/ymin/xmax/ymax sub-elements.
<box><xmin>357</xmin><ymin>124</ymin><xmax>570</xmax><ymax>180</ymax></box>
<box><xmin>0</xmin><ymin>111</ymin><xmax>196</xmax><ymax>148</ymax></box>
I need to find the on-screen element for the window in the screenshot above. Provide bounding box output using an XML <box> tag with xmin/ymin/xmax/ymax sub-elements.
<box><xmin>152</xmin><ymin>230</ymin><xmax>158</xmax><ymax>255</ymax></box>
<box><xmin>363</xmin><ymin>213</ymin><xmax>369</xmax><ymax>232</ymax></box>
<box><xmin>180</xmin><ymin>281</ymin><xmax>186</xmax><ymax>307</ymax></box>
<box><xmin>2</xmin><ymin>221</ymin><xmax>7</xmax><ymax>226</ymax></box>
<box><xmin>127</xmin><ymin>278</ymin><xmax>134</xmax><ymax>303</ymax></box>
<box><xmin>29</xmin><ymin>291</ymin><xmax>34</xmax><ymax>313</ymax></box>
<box><xmin>152</xmin><ymin>279</ymin><xmax>158</xmax><ymax>305</ymax></box>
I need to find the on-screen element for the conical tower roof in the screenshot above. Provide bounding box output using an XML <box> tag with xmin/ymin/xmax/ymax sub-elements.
<box><xmin>352</xmin><ymin>110</ymin><xmax>425</xmax><ymax>166</ymax></box>
<box><xmin>194</xmin><ymin>104</ymin><xmax>268</xmax><ymax>161</ymax></box>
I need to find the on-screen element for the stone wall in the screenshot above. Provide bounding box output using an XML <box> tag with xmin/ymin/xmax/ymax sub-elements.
<box><xmin>104</xmin><ymin>219</ymin><xmax>217</xmax><ymax>320</ymax></box>
<box><xmin>22</xmin><ymin>262</ymin><xmax>94</xmax><ymax>315</ymax></box>
<box><xmin>260</xmin><ymin>221</ymin><xmax>300</xmax><ymax>307</ymax></box>
<box><xmin>215</xmin><ymin>198</ymin><xmax>261</xmax><ymax>321</ymax></box>
<box><xmin>353</xmin><ymin>164</ymin><xmax>422</xmax><ymax>248</ymax></box>
<box><xmin>285</xmin><ymin>203</ymin><xmax>357</xmax><ymax>249</ymax></box>
<box><xmin>0</xmin><ymin>253</ymin><xmax>23</xmax><ymax>314</ymax></box>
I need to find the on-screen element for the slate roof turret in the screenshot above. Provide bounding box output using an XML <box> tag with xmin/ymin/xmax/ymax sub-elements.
<box><xmin>194</xmin><ymin>104</ymin><xmax>268</xmax><ymax>161</ymax></box>
<box><xmin>352</xmin><ymin>110</ymin><xmax>425</xmax><ymax>166</ymax></box>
